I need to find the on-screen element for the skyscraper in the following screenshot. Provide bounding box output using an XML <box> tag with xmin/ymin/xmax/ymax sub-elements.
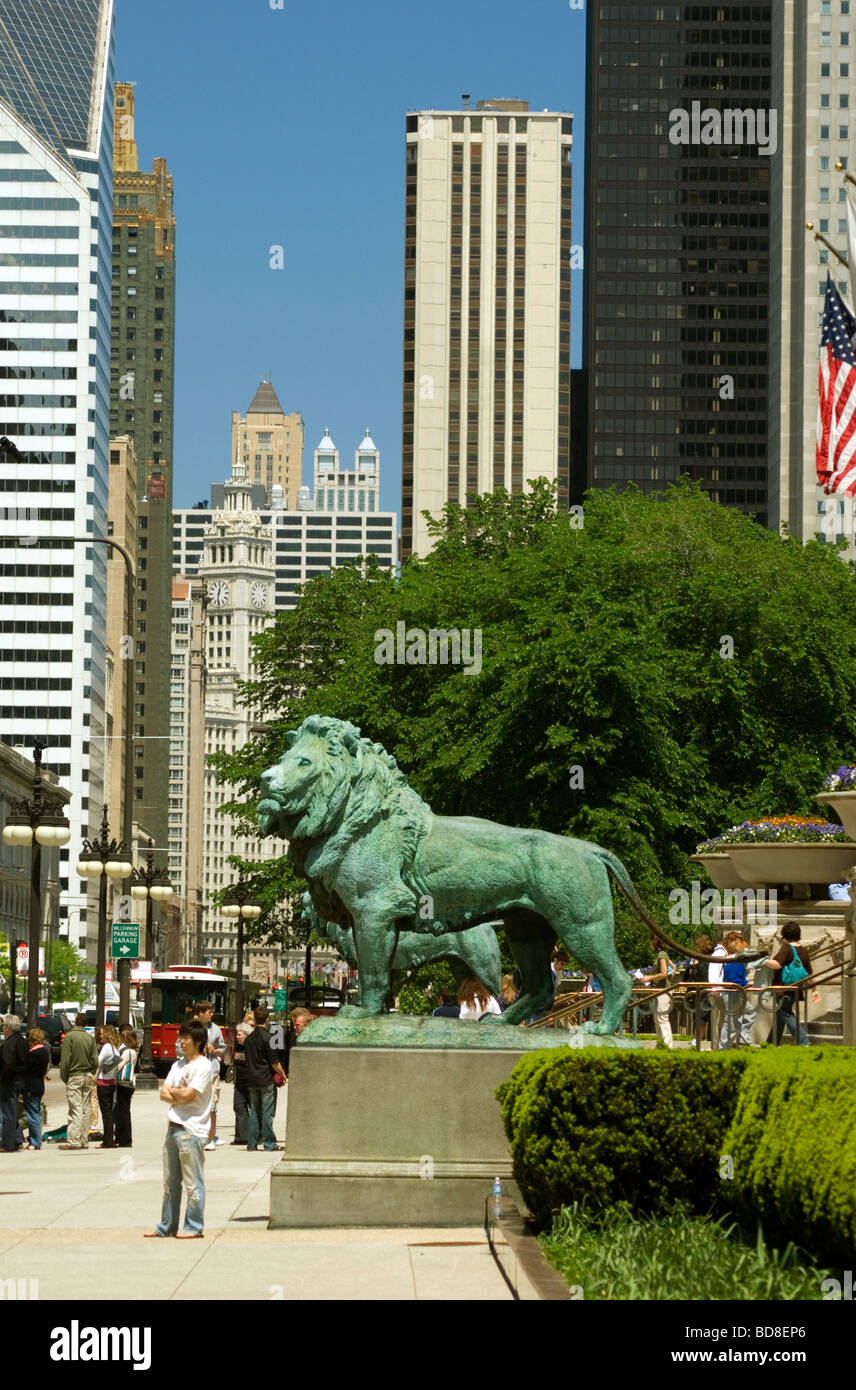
<box><xmin>109</xmin><ymin>81</ymin><xmax>176</xmax><ymax>863</ymax></box>
<box><xmin>313</xmin><ymin>427</ymin><xmax>381</xmax><ymax>513</ymax></box>
<box><xmin>402</xmin><ymin>98</ymin><xmax>573</xmax><ymax>559</ymax></box>
<box><xmin>231</xmin><ymin>376</ymin><xmax>304</xmax><ymax>507</ymax></box>
<box><xmin>583</xmin><ymin>3</ymin><xmax>772</xmax><ymax>523</ymax></box>
<box><xmin>0</xmin><ymin>0</ymin><xmax>115</xmax><ymax>952</ymax></box>
<box><xmin>769</xmin><ymin>0</ymin><xmax>856</xmax><ymax>552</ymax></box>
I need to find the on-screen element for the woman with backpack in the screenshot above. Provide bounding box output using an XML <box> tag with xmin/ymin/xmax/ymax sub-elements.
<box><xmin>95</xmin><ymin>1025</ymin><xmax>123</xmax><ymax>1148</ymax></box>
<box><xmin>767</xmin><ymin>922</ymin><xmax>821</xmax><ymax>1046</ymax></box>
<box><xmin>114</xmin><ymin>1027</ymin><xmax>139</xmax><ymax>1148</ymax></box>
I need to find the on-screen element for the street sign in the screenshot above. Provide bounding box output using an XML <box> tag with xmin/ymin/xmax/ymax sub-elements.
<box><xmin>15</xmin><ymin>945</ymin><xmax>45</xmax><ymax>976</ymax></box>
<box><xmin>111</xmin><ymin>922</ymin><xmax>140</xmax><ymax>960</ymax></box>
<box><xmin>274</xmin><ymin>988</ymin><xmax>287</xmax><ymax>1011</ymax></box>
<box><xmin>105</xmin><ymin>959</ymin><xmax>151</xmax><ymax>983</ymax></box>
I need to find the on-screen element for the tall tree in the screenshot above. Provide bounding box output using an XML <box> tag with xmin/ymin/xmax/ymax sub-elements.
<box><xmin>214</xmin><ymin>481</ymin><xmax>856</xmax><ymax>962</ymax></box>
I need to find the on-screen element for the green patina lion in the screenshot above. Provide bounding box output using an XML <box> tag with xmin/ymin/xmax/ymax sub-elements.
<box><xmin>258</xmin><ymin>714</ymin><xmax>653</xmax><ymax>1032</ymax></box>
<box><xmin>300</xmin><ymin>891</ymin><xmax>503</xmax><ymax>998</ymax></box>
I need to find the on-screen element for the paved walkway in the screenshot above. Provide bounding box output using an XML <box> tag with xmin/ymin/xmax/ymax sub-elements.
<box><xmin>0</xmin><ymin>1079</ymin><xmax>510</xmax><ymax>1301</ymax></box>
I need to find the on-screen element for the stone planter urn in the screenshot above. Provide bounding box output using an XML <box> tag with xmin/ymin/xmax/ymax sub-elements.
<box><xmin>726</xmin><ymin>841</ymin><xmax>856</xmax><ymax>888</ymax></box>
<box><xmin>689</xmin><ymin>853</ymin><xmax>747</xmax><ymax>890</ymax></box>
<box><xmin>815</xmin><ymin>790</ymin><xmax>856</xmax><ymax>842</ymax></box>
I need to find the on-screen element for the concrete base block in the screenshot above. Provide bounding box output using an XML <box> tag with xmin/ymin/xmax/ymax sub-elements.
<box><xmin>270</xmin><ymin>1045</ymin><xmax>528</xmax><ymax>1228</ymax></box>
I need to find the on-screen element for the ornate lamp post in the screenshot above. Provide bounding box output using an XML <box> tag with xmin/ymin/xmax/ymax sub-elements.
<box><xmin>130</xmin><ymin>840</ymin><xmax>173</xmax><ymax>1088</ymax></box>
<box><xmin>75</xmin><ymin>807</ymin><xmax>132</xmax><ymax>1026</ymax></box>
<box><xmin>221</xmin><ymin>875</ymin><xmax>262</xmax><ymax>1024</ymax></box>
<box><xmin>1</xmin><ymin>741</ymin><xmax>71</xmax><ymax>1026</ymax></box>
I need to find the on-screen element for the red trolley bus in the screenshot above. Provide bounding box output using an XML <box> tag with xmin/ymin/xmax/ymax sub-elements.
<box><xmin>150</xmin><ymin>965</ymin><xmax>264</xmax><ymax>1075</ymax></box>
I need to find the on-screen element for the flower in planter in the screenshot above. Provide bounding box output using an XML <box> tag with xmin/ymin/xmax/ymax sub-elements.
<box><xmin>696</xmin><ymin>816</ymin><xmax>854</xmax><ymax>852</ymax></box>
<box><xmin>823</xmin><ymin>765</ymin><xmax>856</xmax><ymax>791</ymax></box>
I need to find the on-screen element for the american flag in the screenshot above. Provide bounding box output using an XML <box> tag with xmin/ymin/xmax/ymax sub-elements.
<box><xmin>817</xmin><ymin>274</ymin><xmax>856</xmax><ymax>494</ymax></box>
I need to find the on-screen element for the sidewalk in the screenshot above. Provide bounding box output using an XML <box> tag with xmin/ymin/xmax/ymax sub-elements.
<box><xmin>0</xmin><ymin>1079</ymin><xmax>510</xmax><ymax>1301</ymax></box>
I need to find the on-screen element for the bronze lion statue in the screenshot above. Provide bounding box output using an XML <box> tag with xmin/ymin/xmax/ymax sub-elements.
<box><xmin>258</xmin><ymin>715</ymin><xmax>658</xmax><ymax>1032</ymax></box>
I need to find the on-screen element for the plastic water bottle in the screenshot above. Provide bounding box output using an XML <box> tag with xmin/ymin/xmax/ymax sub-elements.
<box><xmin>492</xmin><ymin>1176</ymin><xmax>502</xmax><ymax>1219</ymax></box>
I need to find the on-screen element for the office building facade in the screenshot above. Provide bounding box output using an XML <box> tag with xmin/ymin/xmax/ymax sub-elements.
<box><xmin>231</xmin><ymin>377</ymin><xmax>304</xmax><ymax>508</ymax></box>
<box><xmin>0</xmin><ymin>0</ymin><xmax>115</xmax><ymax>953</ymax></box>
<box><xmin>769</xmin><ymin>0</ymin><xmax>856</xmax><ymax>550</ymax></box>
<box><xmin>313</xmin><ymin>428</ymin><xmax>380</xmax><ymax>513</ymax></box>
<box><xmin>583</xmin><ymin>2</ymin><xmax>772</xmax><ymax>524</ymax></box>
<box><xmin>402</xmin><ymin>98</ymin><xmax>573</xmax><ymax>559</ymax></box>
<box><xmin>109</xmin><ymin>82</ymin><xmax>176</xmax><ymax>860</ymax></box>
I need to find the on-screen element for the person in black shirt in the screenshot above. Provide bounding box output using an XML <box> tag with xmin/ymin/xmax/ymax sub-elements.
<box><xmin>231</xmin><ymin>1019</ymin><xmax>253</xmax><ymax>1146</ymax></box>
<box><xmin>431</xmin><ymin>989</ymin><xmax>460</xmax><ymax>1019</ymax></box>
<box><xmin>243</xmin><ymin>1008</ymin><xmax>286</xmax><ymax>1152</ymax></box>
<box><xmin>0</xmin><ymin>1015</ymin><xmax>27</xmax><ymax>1151</ymax></box>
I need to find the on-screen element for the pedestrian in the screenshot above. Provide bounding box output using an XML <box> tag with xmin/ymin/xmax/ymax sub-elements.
<box><xmin>231</xmin><ymin>1018</ymin><xmax>253</xmax><ymax>1146</ymax></box>
<box><xmin>431</xmin><ymin>989</ymin><xmax>461</xmax><ymax>1018</ymax></box>
<box><xmin>707</xmin><ymin>935</ymin><xmax>728</xmax><ymax>1048</ymax></box>
<box><xmin>114</xmin><ymin>1026</ymin><xmax>139</xmax><ymax>1148</ymax></box>
<box><xmin>243</xmin><ymin>1006</ymin><xmax>286</xmax><ymax>1152</ymax></box>
<box><xmin>685</xmin><ymin>935</ymin><xmax>714</xmax><ymax>1043</ymax></box>
<box><xmin>718</xmin><ymin>931</ymin><xmax>749</xmax><ymax>1050</ymax></box>
<box><xmin>23</xmin><ymin>1026</ymin><xmax>50</xmax><ymax>1150</ymax></box>
<box><xmin>457</xmin><ymin>977</ymin><xmax>502</xmax><ymax>1020</ymax></box>
<box><xmin>94</xmin><ymin>1024</ymin><xmax>123</xmax><ymax>1148</ymax></box>
<box><xmin>145</xmin><ymin>1021</ymin><xmax>212</xmax><ymax>1239</ymax></box>
<box><xmin>636</xmin><ymin>936</ymin><xmax>674</xmax><ymax>1049</ymax></box>
<box><xmin>766</xmin><ymin>921</ymin><xmax>821</xmax><ymax>1046</ymax></box>
<box><xmin>0</xmin><ymin>1015</ymin><xmax>27</xmax><ymax>1152</ymax></box>
<box><xmin>192</xmin><ymin>1000</ymin><xmax>225</xmax><ymax>1151</ymax></box>
<box><xmin>58</xmin><ymin>1013</ymin><xmax>97</xmax><ymax>1150</ymax></box>
<box><xmin>496</xmin><ymin>975</ymin><xmax>518</xmax><ymax>1013</ymax></box>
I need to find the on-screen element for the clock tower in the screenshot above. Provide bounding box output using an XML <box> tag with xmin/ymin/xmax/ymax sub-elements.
<box><xmin>198</xmin><ymin>458</ymin><xmax>277</xmax><ymax>974</ymax></box>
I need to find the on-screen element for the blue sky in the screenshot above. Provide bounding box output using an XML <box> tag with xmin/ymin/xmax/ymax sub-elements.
<box><xmin>115</xmin><ymin>0</ymin><xmax>587</xmax><ymax>513</ymax></box>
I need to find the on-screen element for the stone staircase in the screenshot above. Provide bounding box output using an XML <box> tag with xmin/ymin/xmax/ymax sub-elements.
<box><xmin>806</xmin><ymin>1007</ymin><xmax>844</xmax><ymax>1046</ymax></box>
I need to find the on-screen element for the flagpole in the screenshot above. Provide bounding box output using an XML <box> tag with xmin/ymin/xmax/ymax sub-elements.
<box><xmin>806</xmin><ymin>222</ymin><xmax>849</xmax><ymax>267</ymax></box>
<box><xmin>835</xmin><ymin>163</ymin><xmax>856</xmax><ymax>188</ymax></box>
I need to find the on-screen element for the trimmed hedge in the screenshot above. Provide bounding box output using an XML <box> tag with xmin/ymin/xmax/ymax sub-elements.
<box><xmin>497</xmin><ymin>1051</ymin><xmax>748</xmax><ymax>1226</ymax></box>
<box><xmin>724</xmin><ymin>1048</ymin><xmax>856</xmax><ymax>1268</ymax></box>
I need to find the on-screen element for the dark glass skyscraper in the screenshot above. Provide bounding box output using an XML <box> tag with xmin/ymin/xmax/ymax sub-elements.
<box><xmin>583</xmin><ymin>2</ymin><xmax>772</xmax><ymax>523</ymax></box>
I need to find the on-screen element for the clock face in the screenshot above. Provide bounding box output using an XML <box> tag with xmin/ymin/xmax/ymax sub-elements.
<box><xmin>251</xmin><ymin>581</ymin><xmax>267</xmax><ymax>609</ymax></box>
<box><xmin>208</xmin><ymin>580</ymin><xmax>230</xmax><ymax>607</ymax></box>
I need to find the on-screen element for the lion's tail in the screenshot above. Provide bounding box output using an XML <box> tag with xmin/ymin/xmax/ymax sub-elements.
<box><xmin>593</xmin><ymin>846</ymin><xmax>721</xmax><ymax>964</ymax></box>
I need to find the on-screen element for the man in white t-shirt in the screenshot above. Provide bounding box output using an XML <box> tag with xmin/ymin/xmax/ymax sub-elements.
<box><xmin>145</xmin><ymin>1021</ymin><xmax>212</xmax><ymax>1239</ymax></box>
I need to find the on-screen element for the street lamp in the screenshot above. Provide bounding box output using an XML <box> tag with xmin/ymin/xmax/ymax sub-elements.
<box><xmin>221</xmin><ymin>874</ymin><xmax>262</xmax><ymax>1024</ymax></box>
<box><xmin>130</xmin><ymin>840</ymin><xmax>173</xmax><ymax>1089</ymax></box>
<box><xmin>76</xmin><ymin>806</ymin><xmax>132</xmax><ymax>1027</ymax></box>
<box><xmin>2</xmin><ymin>741</ymin><xmax>71</xmax><ymax>1026</ymax></box>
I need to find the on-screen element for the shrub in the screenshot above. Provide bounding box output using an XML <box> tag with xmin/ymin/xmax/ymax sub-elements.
<box><xmin>497</xmin><ymin>1050</ymin><xmax>747</xmax><ymax>1227</ymax></box>
<box><xmin>540</xmin><ymin>1202</ymin><xmax>829</xmax><ymax>1301</ymax></box>
<box><xmin>725</xmin><ymin>1048</ymin><xmax>856</xmax><ymax>1268</ymax></box>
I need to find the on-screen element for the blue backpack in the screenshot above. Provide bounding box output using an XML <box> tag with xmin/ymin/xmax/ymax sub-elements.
<box><xmin>781</xmin><ymin>944</ymin><xmax>809</xmax><ymax>987</ymax></box>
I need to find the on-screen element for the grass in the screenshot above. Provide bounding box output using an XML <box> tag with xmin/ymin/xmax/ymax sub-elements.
<box><xmin>539</xmin><ymin>1203</ymin><xmax>830</xmax><ymax>1300</ymax></box>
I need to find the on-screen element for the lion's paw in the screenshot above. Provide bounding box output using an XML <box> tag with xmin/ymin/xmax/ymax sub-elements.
<box><xmin>336</xmin><ymin>1004</ymin><xmax>372</xmax><ymax>1019</ymax></box>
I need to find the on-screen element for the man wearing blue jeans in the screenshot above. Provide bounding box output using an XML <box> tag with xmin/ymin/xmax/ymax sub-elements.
<box><xmin>244</xmin><ymin>1007</ymin><xmax>286</xmax><ymax>1151</ymax></box>
<box><xmin>145</xmin><ymin>1021</ymin><xmax>212</xmax><ymax>1239</ymax></box>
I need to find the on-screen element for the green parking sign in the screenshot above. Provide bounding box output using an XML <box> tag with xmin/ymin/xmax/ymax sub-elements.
<box><xmin>274</xmin><ymin>988</ymin><xmax>287</xmax><ymax>1011</ymax></box>
<box><xmin>111</xmin><ymin>922</ymin><xmax>140</xmax><ymax>960</ymax></box>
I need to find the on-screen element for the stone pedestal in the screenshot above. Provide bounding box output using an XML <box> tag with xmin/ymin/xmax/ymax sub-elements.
<box><xmin>269</xmin><ymin>1046</ymin><xmax>527</xmax><ymax>1228</ymax></box>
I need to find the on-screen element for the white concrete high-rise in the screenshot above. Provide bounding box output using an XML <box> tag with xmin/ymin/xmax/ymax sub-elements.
<box><xmin>401</xmin><ymin>98</ymin><xmax>573</xmax><ymax>559</ymax></box>
<box><xmin>770</xmin><ymin>1</ymin><xmax>856</xmax><ymax>552</ymax></box>
<box><xmin>0</xmin><ymin>0</ymin><xmax>115</xmax><ymax>953</ymax></box>
<box><xmin>313</xmin><ymin>427</ymin><xmax>381</xmax><ymax>513</ymax></box>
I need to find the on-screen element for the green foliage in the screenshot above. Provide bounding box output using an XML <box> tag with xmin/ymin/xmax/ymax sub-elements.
<box><xmin>498</xmin><ymin>1050</ymin><xmax>748</xmax><ymax>1226</ymax></box>
<box><xmin>539</xmin><ymin>1202</ymin><xmax>829</xmax><ymax>1301</ymax></box>
<box><xmin>724</xmin><ymin>1048</ymin><xmax>856</xmax><ymax>1268</ymax></box>
<box><xmin>396</xmin><ymin>959</ymin><xmax>458</xmax><ymax>1016</ymax></box>
<box><xmin>47</xmin><ymin>940</ymin><xmax>93</xmax><ymax>1001</ymax></box>
<box><xmin>213</xmin><ymin>480</ymin><xmax>856</xmax><ymax>950</ymax></box>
